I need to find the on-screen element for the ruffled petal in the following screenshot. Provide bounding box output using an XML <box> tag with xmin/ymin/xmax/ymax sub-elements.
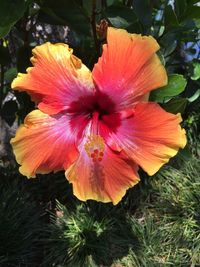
<box><xmin>65</xmin><ymin>123</ymin><xmax>140</xmax><ymax>205</ymax></box>
<box><xmin>10</xmin><ymin>110</ymin><xmax>89</xmax><ymax>177</ymax></box>
<box><xmin>107</xmin><ymin>102</ymin><xmax>187</xmax><ymax>176</ymax></box>
<box><xmin>12</xmin><ymin>43</ymin><xmax>94</xmax><ymax>115</ymax></box>
<box><xmin>92</xmin><ymin>27</ymin><xmax>167</xmax><ymax>110</ymax></box>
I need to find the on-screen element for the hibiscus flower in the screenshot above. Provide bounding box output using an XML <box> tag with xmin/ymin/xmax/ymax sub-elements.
<box><xmin>11</xmin><ymin>27</ymin><xmax>186</xmax><ymax>205</ymax></box>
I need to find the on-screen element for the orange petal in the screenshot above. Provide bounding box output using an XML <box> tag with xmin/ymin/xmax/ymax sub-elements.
<box><xmin>109</xmin><ymin>102</ymin><xmax>186</xmax><ymax>176</ymax></box>
<box><xmin>92</xmin><ymin>27</ymin><xmax>167</xmax><ymax>109</ymax></box>
<box><xmin>65</xmin><ymin>128</ymin><xmax>140</xmax><ymax>205</ymax></box>
<box><xmin>12</xmin><ymin>43</ymin><xmax>94</xmax><ymax>115</ymax></box>
<box><xmin>10</xmin><ymin>110</ymin><xmax>83</xmax><ymax>178</ymax></box>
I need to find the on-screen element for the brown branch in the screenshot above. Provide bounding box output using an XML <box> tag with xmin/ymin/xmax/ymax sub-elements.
<box><xmin>0</xmin><ymin>40</ymin><xmax>4</xmax><ymax>104</ymax></box>
<box><xmin>101</xmin><ymin>0</ymin><xmax>107</xmax><ymax>8</ymax></box>
<box><xmin>127</xmin><ymin>0</ymin><xmax>133</xmax><ymax>7</ymax></box>
<box><xmin>91</xmin><ymin>0</ymin><xmax>100</xmax><ymax>55</ymax></box>
<box><xmin>9</xmin><ymin>31</ymin><xmax>17</xmax><ymax>64</ymax></box>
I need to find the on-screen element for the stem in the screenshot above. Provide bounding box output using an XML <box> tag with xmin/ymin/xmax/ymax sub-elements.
<box><xmin>101</xmin><ymin>0</ymin><xmax>107</xmax><ymax>8</ymax></box>
<box><xmin>0</xmin><ymin>65</ymin><xmax>4</xmax><ymax>105</ymax></box>
<box><xmin>0</xmin><ymin>40</ymin><xmax>4</xmax><ymax>105</ymax></box>
<box><xmin>9</xmin><ymin>31</ymin><xmax>16</xmax><ymax>64</ymax></box>
<box><xmin>91</xmin><ymin>0</ymin><xmax>99</xmax><ymax>55</ymax></box>
<box><xmin>126</xmin><ymin>0</ymin><xmax>133</xmax><ymax>7</ymax></box>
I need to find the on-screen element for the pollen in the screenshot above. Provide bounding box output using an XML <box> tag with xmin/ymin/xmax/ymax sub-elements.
<box><xmin>85</xmin><ymin>135</ymin><xmax>105</xmax><ymax>162</ymax></box>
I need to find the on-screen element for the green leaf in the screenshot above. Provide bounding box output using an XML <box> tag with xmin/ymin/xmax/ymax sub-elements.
<box><xmin>0</xmin><ymin>0</ymin><xmax>31</xmax><ymax>38</ymax></box>
<box><xmin>187</xmin><ymin>89</ymin><xmax>200</xmax><ymax>102</ymax></box>
<box><xmin>174</xmin><ymin>0</ymin><xmax>187</xmax><ymax>19</ymax></box>
<box><xmin>193</xmin><ymin>18</ymin><xmax>200</xmax><ymax>28</ymax></box>
<box><xmin>177</xmin><ymin>145</ymin><xmax>192</xmax><ymax>161</ymax></box>
<box><xmin>157</xmin><ymin>51</ymin><xmax>166</xmax><ymax>66</ymax></box>
<box><xmin>164</xmin><ymin>5</ymin><xmax>179</xmax><ymax>29</ymax></box>
<box><xmin>38</xmin><ymin>0</ymin><xmax>91</xmax><ymax>35</ymax></box>
<box><xmin>183</xmin><ymin>6</ymin><xmax>200</xmax><ymax>20</ymax></box>
<box><xmin>133</xmin><ymin>0</ymin><xmax>152</xmax><ymax>33</ymax></box>
<box><xmin>187</xmin><ymin>0</ymin><xmax>200</xmax><ymax>5</ymax></box>
<box><xmin>191</xmin><ymin>62</ymin><xmax>200</xmax><ymax>80</ymax></box>
<box><xmin>105</xmin><ymin>4</ymin><xmax>138</xmax><ymax>29</ymax></box>
<box><xmin>0</xmin><ymin>25</ymin><xmax>12</xmax><ymax>38</ymax></box>
<box><xmin>107</xmin><ymin>0</ymin><xmax>115</xmax><ymax>6</ymax></box>
<box><xmin>161</xmin><ymin>32</ymin><xmax>178</xmax><ymax>57</ymax></box>
<box><xmin>151</xmin><ymin>74</ymin><xmax>187</xmax><ymax>102</ymax></box>
<box><xmin>4</xmin><ymin>67</ymin><xmax>18</xmax><ymax>83</ymax></box>
<box><xmin>83</xmin><ymin>0</ymin><xmax>93</xmax><ymax>17</ymax></box>
<box><xmin>162</xmin><ymin>97</ymin><xmax>188</xmax><ymax>114</ymax></box>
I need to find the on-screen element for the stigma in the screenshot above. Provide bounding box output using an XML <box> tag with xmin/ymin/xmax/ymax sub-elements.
<box><xmin>84</xmin><ymin>134</ymin><xmax>105</xmax><ymax>162</ymax></box>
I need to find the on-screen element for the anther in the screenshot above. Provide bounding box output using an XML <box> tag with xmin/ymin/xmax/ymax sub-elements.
<box><xmin>84</xmin><ymin>134</ymin><xmax>105</xmax><ymax>163</ymax></box>
<box><xmin>99</xmin><ymin>152</ymin><xmax>104</xmax><ymax>157</ymax></box>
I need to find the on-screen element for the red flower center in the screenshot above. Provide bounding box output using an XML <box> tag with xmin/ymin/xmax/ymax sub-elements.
<box><xmin>68</xmin><ymin>91</ymin><xmax>121</xmax><ymax>133</ymax></box>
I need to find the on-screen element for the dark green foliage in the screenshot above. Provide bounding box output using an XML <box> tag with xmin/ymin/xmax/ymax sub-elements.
<box><xmin>0</xmin><ymin>173</ymin><xmax>44</xmax><ymax>266</ymax></box>
<box><xmin>44</xmin><ymin>203</ymin><xmax>140</xmax><ymax>267</ymax></box>
<box><xmin>0</xmin><ymin>0</ymin><xmax>199</xmax><ymax>118</ymax></box>
<box><xmin>124</xmin><ymin>158</ymin><xmax>200</xmax><ymax>266</ymax></box>
<box><xmin>162</xmin><ymin>97</ymin><xmax>188</xmax><ymax>114</ymax></box>
<box><xmin>39</xmin><ymin>155</ymin><xmax>200</xmax><ymax>267</ymax></box>
<box><xmin>0</xmin><ymin>0</ymin><xmax>31</xmax><ymax>38</ymax></box>
<box><xmin>183</xmin><ymin>111</ymin><xmax>200</xmax><ymax>157</ymax></box>
<box><xmin>0</xmin><ymin>0</ymin><xmax>200</xmax><ymax>266</ymax></box>
<box><xmin>150</xmin><ymin>74</ymin><xmax>187</xmax><ymax>102</ymax></box>
<box><xmin>104</xmin><ymin>4</ymin><xmax>138</xmax><ymax>29</ymax></box>
<box><xmin>38</xmin><ymin>0</ymin><xmax>91</xmax><ymax>35</ymax></box>
<box><xmin>133</xmin><ymin>0</ymin><xmax>152</xmax><ymax>33</ymax></box>
<box><xmin>0</xmin><ymin>46</ymin><xmax>10</xmax><ymax>65</ymax></box>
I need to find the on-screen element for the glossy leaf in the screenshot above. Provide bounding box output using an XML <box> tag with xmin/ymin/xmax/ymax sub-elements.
<box><xmin>0</xmin><ymin>0</ymin><xmax>31</xmax><ymax>38</ymax></box>
<box><xmin>164</xmin><ymin>5</ymin><xmax>179</xmax><ymax>29</ymax></box>
<box><xmin>177</xmin><ymin>145</ymin><xmax>192</xmax><ymax>161</ymax></box>
<box><xmin>83</xmin><ymin>0</ymin><xmax>93</xmax><ymax>17</ymax></box>
<box><xmin>0</xmin><ymin>25</ymin><xmax>12</xmax><ymax>38</ymax></box>
<box><xmin>174</xmin><ymin>0</ymin><xmax>187</xmax><ymax>19</ymax></box>
<box><xmin>38</xmin><ymin>0</ymin><xmax>91</xmax><ymax>35</ymax></box>
<box><xmin>183</xmin><ymin>6</ymin><xmax>200</xmax><ymax>21</ymax></box>
<box><xmin>107</xmin><ymin>0</ymin><xmax>115</xmax><ymax>6</ymax></box>
<box><xmin>161</xmin><ymin>31</ymin><xmax>178</xmax><ymax>57</ymax></box>
<box><xmin>187</xmin><ymin>89</ymin><xmax>200</xmax><ymax>102</ymax></box>
<box><xmin>133</xmin><ymin>0</ymin><xmax>152</xmax><ymax>33</ymax></box>
<box><xmin>4</xmin><ymin>68</ymin><xmax>18</xmax><ymax>83</ymax></box>
<box><xmin>187</xmin><ymin>0</ymin><xmax>200</xmax><ymax>4</ymax></box>
<box><xmin>191</xmin><ymin>62</ymin><xmax>200</xmax><ymax>80</ymax></box>
<box><xmin>162</xmin><ymin>98</ymin><xmax>188</xmax><ymax>114</ymax></box>
<box><xmin>193</xmin><ymin>18</ymin><xmax>200</xmax><ymax>28</ymax></box>
<box><xmin>151</xmin><ymin>74</ymin><xmax>187</xmax><ymax>102</ymax></box>
<box><xmin>105</xmin><ymin>4</ymin><xmax>138</xmax><ymax>29</ymax></box>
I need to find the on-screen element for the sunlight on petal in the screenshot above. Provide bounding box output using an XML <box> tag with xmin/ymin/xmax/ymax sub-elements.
<box><xmin>92</xmin><ymin>27</ymin><xmax>167</xmax><ymax>110</ymax></box>
<box><xmin>108</xmin><ymin>102</ymin><xmax>186</xmax><ymax>176</ymax></box>
<box><xmin>10</xmin><ymin>110</ymin><xmax>83</xmax><ymax>177</ymax></box>
<box><xmin>66</xmin><ymin>123</ymin><xmax>140</xmax><ymax>205</ymax></box>
<box><xmin>11</xmin><ymin>27</ymin><xmax>187</xmax><ymax>205</ymax></box>
<box><xmin>12</xmin><ymin>43</ymin><xmax>94</xmax><ymax>115</ymax></box>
